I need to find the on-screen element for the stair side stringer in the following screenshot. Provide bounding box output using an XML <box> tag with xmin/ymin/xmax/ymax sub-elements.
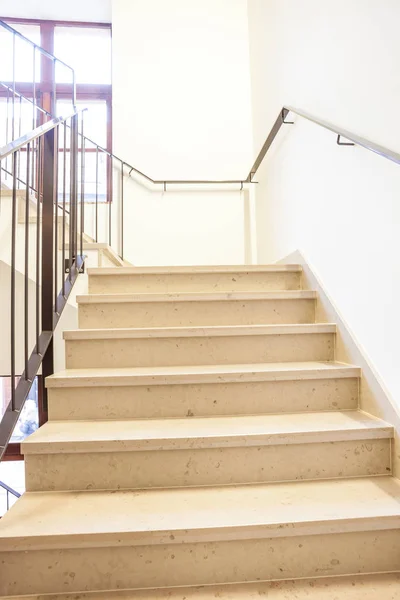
<box><xmin>280</xmin><ymin>249</ymin><xmax>400</xmax><ymax>478</ymax></box>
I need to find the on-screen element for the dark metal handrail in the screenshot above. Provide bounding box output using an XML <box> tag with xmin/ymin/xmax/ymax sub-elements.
<box><xmin>246</xmin><ymin>106</ymin><xmax>400</xmax><ymax>182</ymax></box>
<box><xmin>0</xmin><ymin>112</ymin><xmax>79</xmax><ymax>159</ymax></box>
<box><xmin>0</xmin><ymin>107</ymin><xmax>86</xmax><ymax>462</ymax></box>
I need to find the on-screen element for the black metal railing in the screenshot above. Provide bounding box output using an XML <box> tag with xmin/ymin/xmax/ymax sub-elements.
<box><xmin>0</xmin><ymin>109</ymin><xmax>85</xmax><ymax>461</ymax></box>
<box><xmin>0</xmin><ymin>480</ymin><xmax>21</xmax><ymax>513</ymax></box>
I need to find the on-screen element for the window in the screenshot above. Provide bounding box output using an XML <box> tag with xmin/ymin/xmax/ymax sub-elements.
<box><xmin>0</xmin><ymin>18</ymin><xmax>112</xmax><ymax>203</ymax></box>
<box><xmin>54</xmin><ymin>26</ymin><xmax>111</xmax><ymax>84</ymax></box>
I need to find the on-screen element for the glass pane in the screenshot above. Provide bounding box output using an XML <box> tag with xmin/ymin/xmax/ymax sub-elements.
<box><xmin>57</xmin><ymin>100</ymin><xmax>108</xmax><ymax>148</ymax></box>
<box><xmin>0</xmin><ymin>95</ymin><xmax>40</xmax><ymax>146</ymax></box>
<box><xmin>54</xmin><ymin>26</ymin><xmax>111</xmax><ymax>84</ymax></box>
<box><xmin>0</xmin><ymin>24</ymin><xmax>41</xmax><ymax>82</ymax></box>
<box><xmin>0</xmin><ymin>377</ymin><xmax>39</xmax><ymax>442</ymax></box>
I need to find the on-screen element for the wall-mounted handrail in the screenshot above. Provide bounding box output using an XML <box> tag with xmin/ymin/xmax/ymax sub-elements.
<box><xmin>246</xmin><ymin>106</ymin><xmax>400</xmax><ymax>182</ymax></box>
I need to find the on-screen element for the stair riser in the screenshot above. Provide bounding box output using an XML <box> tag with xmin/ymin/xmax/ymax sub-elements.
<box><xmin>24</xmin><ymin>439</ymin><xmax>391</xmax><ymax>492</ymax></box>
<box><xmin>65</xmin><ymin>333</ymin><xmax>335</xmax><ymax>369</ymax></box>
<box><xmin>88</xmin><ymin>272</ymin><xmax>302</xmax><ymax>294</ymax></box>
<box><xmin>78</xmin><ymin>299</ymin><xmax>316</xmax><ymax>329</ymax></box>
<box><xmin>1</xmin><ymin>530</ymin><xmax>398</xmax><ymax>595</ymax></box>
<box><xmin>48</xmin><ymin>377</ymin><xmax>359</xmax><ymax>420</ymax></box>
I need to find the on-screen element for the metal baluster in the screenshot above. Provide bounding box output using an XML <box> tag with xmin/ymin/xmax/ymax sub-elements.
<box><xmin>95</xmin><ymin>146</ymin><xmax>99</xmax><ymax>242</ymax></box>
<box><xmin>80</xmin><ymin>113</ymin><xmax>85</xmax><ymax>258</ymax></box>
<box><xmin>24</xmin><ymin>143</ymin><xmax>31</xmax><ymax>379</ymax></box>
<box><xmin>121</xmin><ymin>162</ymin><xmax>124</xmax><ymax>259</ymax></box>
<box><xmin>17</xmin><ymin>95</ymin><xmax>22</xmax><ymax>189</ymax></box>
<box><xmin>11</xmin><ymin>152</ymin><xmax>17</xmax><ymax>410</ymax></box>
<box><xmin>12</xmin><ymin>33</ymin><xmax>15</xmax><ymax>142</ymax></box>
<box><xmin>5</xmin><ymin>83</ymin><xmax>9</xmax><ymax>179</ymax></box>
<box><xmin>62</xmin><ymin>123</ymin><xmax>67</xmax><ymax>297</ymax></box>
<box><xmin>54</xmin><ymin>126</ymin><xmax>59</xmax><ymax>313</ymax></box>
<box><xmin>109</xmin><ymin>158</ymin><xmax>112</xmax><ymax>246</ymax></box>
<box><xmin>36</xmin><ymin>137</ymin><xmax>42</xmax><ymax>352</ymax></box>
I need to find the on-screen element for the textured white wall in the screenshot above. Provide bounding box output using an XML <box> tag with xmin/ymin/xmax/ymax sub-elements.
<box><xmin>247</xmin><ymin>0</ymin><xmax>400</xmax><ymax>408</ymax></box>
<box><xmin>111</xmin><ymin>0</ymin><xmax>253</xmax><ymax>265</ymax></box>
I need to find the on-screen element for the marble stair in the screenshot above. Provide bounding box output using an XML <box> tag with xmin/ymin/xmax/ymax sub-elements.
<box><xmin>0</xmin><ymin>264</ymin><xmax>399</xmax><ymax>597</ymax></box>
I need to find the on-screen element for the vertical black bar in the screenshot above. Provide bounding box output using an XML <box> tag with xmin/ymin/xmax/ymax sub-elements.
<box><xmin>41</xmin><ymin>127</ymin><xmax>56</xmax><ymax>413</ymax></box>
<box><xmin>109</xmin><ymin>158</ymin><xmax>112</xmax><ymax>246</ymax></box>
<box><xmin>95</xmin><ymin>147</ymin><xmax>99</xmax><ymax>242</ymax></box>
<box><xmin>5</xmin><ymin>87</ymin><xmax>9</xmax><ymax>179</ymax></box>
<box><xmin>36</xmin><ymin>137</ymin><xmax>42</xmax><ymax>350</ymax></box>
<box><xmin>24</xmin><ymin>143</ymin><xmax>31</xmax><ymax>379</ymax></box>
<box><xmin>54</xmin><ymin>126</ymin><xmax>59</xmax><ymax>312</ymax></box>
<box><xmin>121</xmin><ymin>163</ymin><xmax>124</xmax><ymax>259</ymax></box>
<box><xmin>11</xmin><ymin>152</ymin><xmax>17</xmax><ymax>410</ymax></box>
<box><xmin>80</xmin><ymin>114</ymin><xmax>85</xmax><ymax>258</ymax></box>
<box><xmin>17</xmin><ymin>95</ymin><xmax>22</xmax><ymax>189</ymax></box>
<box><xmin>62</xmin><ymin>122</ymin><xmax>67</xmax><ymax>295</ymax></box>
<box><xmin>69</xmin><ymin>114</ymin><xmax>79</xmax><ymax>277</ymax></box>
<box><xmin>12</xmin><ymin>33</ymin><xmax>15</xmax><ymax>142</ymax></box>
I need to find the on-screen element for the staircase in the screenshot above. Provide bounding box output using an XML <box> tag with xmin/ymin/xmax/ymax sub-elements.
<box><xmin>0</xmin><ymin>264</ymin><xmax>399</xmax><ymax>597</ymax></box>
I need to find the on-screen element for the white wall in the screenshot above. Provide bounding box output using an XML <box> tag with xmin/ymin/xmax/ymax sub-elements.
<box><xmin>247</xmin><ymin>0</ymin><xmax>400</xmax><ymax>408</ymax></box>
<box><xmin>0</xmin><ymin>0</ymin><xmax>111</xmax><ymax>22</ymax></box>
<box><xmin>111</xmin><ymin>0</ymin><xmax>253</xmax><ymax>265</ymax></box>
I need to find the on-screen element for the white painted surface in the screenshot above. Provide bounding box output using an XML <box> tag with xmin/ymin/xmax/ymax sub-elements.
<box><xmin>111</xmin><ymin>0</ymin><xmax>253</xmax><ymax>265</ymax></box>
<box><xmin>0</xmin><ymin>0</ymin><xmax>111</xmax><ymax>22</ymax></box>
<box><xmin>247</xmin><ymin>0</ymin><xmax>400</xmax><ymax>408</ymax></box>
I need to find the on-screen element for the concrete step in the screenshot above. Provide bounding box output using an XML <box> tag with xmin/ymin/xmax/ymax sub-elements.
<box><xmin>0</xmin><ymin>477</ymin><xmax>399</xmax><ymax>594</ymax></box>
<box><xmin>4</xmin><ymin>574</ymin><xmax>400</xmax><ymax>600</ymax></box>
<box><xmin>77</xmin><ymin>290</ymin><xmax>317</xmax><ymax>328</ymax></box>
<box><xmin>22</xmin><ymin>410</ymin><xmax>392</xmax><ymax>491</ymax></box>
<box><xmin>63</xmin><ymin>324</ymin><xmax>336</xmax><ymax>369</ymax></box>
<box><xmin>87</xmin><ymin>265</ymin><xmax>303</xmax><ymax>294</ymax></box>
<box><xmin>46</xmin><ymin>361</ymin><xmax>360</xmax><ymax>420</ymax></box>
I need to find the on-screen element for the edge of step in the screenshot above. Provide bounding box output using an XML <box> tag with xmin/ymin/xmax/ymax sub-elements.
<box><xmin>0</xmin><ymin>477</ymin><xmax>399</xmax><ymax>551</ymax></box>
<box><xmin>45</xmin><ymin>361</ymin><xmax>360</xmax><ymax>388</ymax></box>
<box><xmin>86</xmin><ymin>265</ymin><xmax>303</xmax><ymax>276</ymax></box>
<box><xmin>76</xmin><ymin>290</ymin><xmax>317</xmax><ymax>304</ymax></box>
<box><xmin>21</xmin><ymin>410</ymin><xmax>393</xmax><ymax>455</ymax></box>
<box><xmin>63</xmin><ymin>323</ymin><xmax>336</xmax><ymax>341</ymax></box>
<box><xmin>3</xmin><ymin>573</ymin><xmax>400</xmax><ymax>600</ymax></box>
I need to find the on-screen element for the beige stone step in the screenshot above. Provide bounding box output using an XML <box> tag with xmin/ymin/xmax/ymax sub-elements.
<box><xmin>77</xmin><ymin>290</ymin><xmax>316</xmax><ymax>328</ymax></box>
<box><xmin>46</xmin><ymin>361</ymin><xmax>360</xmax><ymax>420</ymax></box>
<box><xmin>22</xmin><ymin>410</ymin><xmax>392</xmax><ymax>491</ymax></box>
<box><xmin>63</xmin><ymin>324</ymin><xmax>336</xmax><ymax>369</ymax></box>
<box><xmin>0</xmin><ymin>477</ymin><xmax>399</xmax><ymax>594</ymax></box>
<box><xmin>4</xmin><ymin>574</ymin><xmax>400</xmax><ymax>600</ymax></box>
<box><xmin>87</xmin><ymin>265</ymin><xmax>303</xmax><ymax>294</ymax></box>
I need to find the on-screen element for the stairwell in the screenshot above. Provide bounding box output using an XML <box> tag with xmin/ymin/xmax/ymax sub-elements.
<box><xmin>0</xmin><ymin>264</ymin><xmax>399</xmax><ymax>597</ymax></box>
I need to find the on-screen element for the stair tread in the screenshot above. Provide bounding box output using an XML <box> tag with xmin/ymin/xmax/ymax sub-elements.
<box><xmin>1</xmin><ymin>477</ymin><xmax>399</xmax><ymax>550</ymax></box>
<box><xmin>76</xmin><ymin>290</ymin><xmax>316</xmax><ymax>303</ymax></box>
<box><xmin>87</xmin><ymin>264</ymin><xmax>303</xmax><ymax>276</ymax></box>
<box><xmin>4</xmin><ymin>574</ymin><xmax>400</xmax><ymax>600</ymax></box>
<box><xmin>46</xmin><ymin>361</ymin><xmax>360</xmax><ymax>388</ymax></box>
<box><xmin>22</xmin><ymin>410</ymin><xmax>392</xmax><ymax>454</ymax></box>
<box><xmin>63</xmin><ymin>323</ymin><xmax>336</xmax><ymax>340</ymax></box>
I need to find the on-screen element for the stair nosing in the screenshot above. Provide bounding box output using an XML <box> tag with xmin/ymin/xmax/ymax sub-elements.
<box><xmin>21</xmin><ymin>410</ymin><xmax>393</xmax><ymax>455</ymax></box>
<box><xmin>63</xmin><ymin>323</ymin><xmax>336</xmax><ymax>341</ymax></box>
<box><xmin>46</xmin><ymin>362</ymin><xmax>360</xmax><ymax>388</ymax></box>
<box><xmin>1</xmin><ymin>477</ymin><xmax>399</xmax><ymax>551</ymax></box>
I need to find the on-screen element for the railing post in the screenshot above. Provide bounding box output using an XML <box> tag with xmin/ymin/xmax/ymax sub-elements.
<box><xmin>41</xmin><ymin>125</ymin><xmax>56</xmax><ymax>414</ymax></box>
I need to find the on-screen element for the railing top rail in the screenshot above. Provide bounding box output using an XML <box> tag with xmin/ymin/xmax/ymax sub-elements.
<box><xmin>247</xmin><ymin>105</ymin><xmax>400</xmax><ymax>182</ymax></box>
<box><xmin>0</xmin><ymin>19</ymin><xmax>75</xmax><ymax>74</ymax></box>
<box><xmin>0</xmin><ymin>480</ymin><xmax>21</xmax><ymax>498</ymax></box>
<box><xmin>0</xmin><ymin>110</ymin><xmax>81</xmax><ymax>159</ymax></box>
<box><xmin>285</xmin><ymin>105</ymin><xmax>400</xmax><ymax>167</ymax></box>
